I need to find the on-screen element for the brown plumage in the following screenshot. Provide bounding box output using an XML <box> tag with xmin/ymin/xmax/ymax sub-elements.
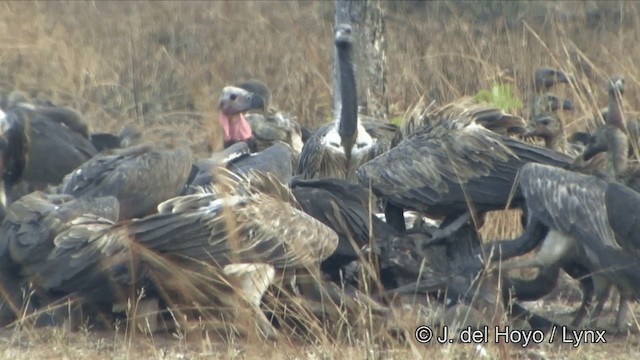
<box><xmin>402</xmin><ymin>97</ymin><xmax>528</xmax><ymax>138</ymax></box>
<box><xmin>0</xmin><ymin>93</ymin><xmax>97</xmax><ymax>200</ymax></box>
<box><xmin>30</xmin><ymin>168</ymin><xmax>338</xmax><ymax>336</ymax></box>
<box><xmin>358</xmin><ymin>97</ymin><xmax>572</xmax><ymax>226</ymax></box>
<box><xmin>151</xmin><ymin>169</ymin><xmax>338</xmax><ymax>268</ymax></box>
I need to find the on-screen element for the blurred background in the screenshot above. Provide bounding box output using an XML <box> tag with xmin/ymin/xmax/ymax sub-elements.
<box><xmin>0</xmin><ymin>1</ymin><xmax>635</xmax><ymax>155</ymax></box>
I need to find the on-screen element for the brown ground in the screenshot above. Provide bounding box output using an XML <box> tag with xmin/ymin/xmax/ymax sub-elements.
<box><xmin>1</xmin><ymin>1</ymin><xmax>639</xmax><ymax>358</ymax></box>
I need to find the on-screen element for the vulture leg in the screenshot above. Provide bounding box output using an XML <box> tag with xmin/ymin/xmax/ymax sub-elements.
<box><xmin>223</xmin><ymin>263</ymin><xmax>277</xmax><ymax>339</ymax></box>
<box><xmin>588</xmin><ymin>279</ymin><xmax>612</xmax><ymax>327</ymax></box>
<box><xmin>570</xmin><ymin>277</ymin><xmax>595</xmax><ymax>328</ymax></box>
<box><xmin>614</xmin><ymin>295</ymin><xmax>632</xmax><ymax>331</ymax></box>
<box><xmin>133</xmin><ymin>297</ymin><xmax>160</xmax><ymax>334</ymax></box>
<box><xmin>561</xmin><ymin>264</ymin><xmax>596</xmax><ymax>328</ymax></box>
<box><xmin>426</xmin><ymin>212</ymin><xmax>472</xmax><ymax>245</ymax></box>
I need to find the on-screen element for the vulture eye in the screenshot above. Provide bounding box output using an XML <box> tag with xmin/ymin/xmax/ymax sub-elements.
<box><xmin>540</xmin><ymin>119</ymin><xmax>550</xmax><ymax>126</ymax></box>
<box><xmin>230</xmin><ymin>94</ymin><xmax>237</xmax><ymax>101</ymax></box>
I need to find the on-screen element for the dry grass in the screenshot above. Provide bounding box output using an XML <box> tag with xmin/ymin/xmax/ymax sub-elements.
<box><xmin>2</xmin><ymin>1</ymin><xmax>640</xmax><ymax>358</ymax></box>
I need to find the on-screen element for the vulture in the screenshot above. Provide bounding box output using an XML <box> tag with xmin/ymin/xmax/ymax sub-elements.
<box><xmin>289</xmin><ymin>177</ymin><xmax>398</xmax><ymax>288</ymax></box>
<box><xmin>58</xmin><ymin>144</ymin><xmax>193</xmax><ymax>220</ymax></box>
<box><xmin>0</xmin><ymin>191</ymin><xmax>119</xmax><ymax>326</ymax></box>
<box><xmin>357</xmin><ymin>98</ymin><xmax>573</xmax><ymax>233</ymax></box>
<box><xmin>531</xmin><ymin>66</ymin><xmax>571</xmax><ymax>95</ymax></box>
<box><xmin>524</xmin><ymin>94</ymin><xmax>578</xmax><ymax>155</ymax></box>
<box><xmin>483</xmin><ymin>162</ymin><xmax>640</xmax><ymax>330</ymax></box>
<box><xmin>296</xmin><ymin>24</ymin><xmax>395</xmax><ymax>182</ymax></box>
<box><xmin>234</xmin><ymin>79</ymin><xmax>304</xmax><ymax>155</ymax></box>
<box><xmin>33</xmin><ymin>168</ymin><xmax>339</xmax><ymax>337</ymax></box>
<box><xmin>0</xmin><ymin>94</ymin><xmax>97</xmax><ymax>201</ymax></box>
<box><xmin>185</xmin><ymin>142</ymin><xmax>295</xmax><ymax>194</ymax></box>
<box><xmin>528</xmin><ymin>65</ymin><xmax>570</xmax><ymax>110</ymax></box>
<box><xmin>583</xmin><ymin>77</ymin><xmax>639</xmax><ymax>187</ymax></box>
<box><xmin>218</xmin><ymin>85</ymin><xmax>266</xmax><ymax>151</ymax></box>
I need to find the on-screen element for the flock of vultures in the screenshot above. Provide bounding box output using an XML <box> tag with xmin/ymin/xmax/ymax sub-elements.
<box><xmin>0</xmin><ymin>22</ymin><xmax>639</xmax><ymax>342</ymax></box>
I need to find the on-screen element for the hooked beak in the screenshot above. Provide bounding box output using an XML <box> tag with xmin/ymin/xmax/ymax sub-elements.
<box><xmin>218</xmin><ymin>86</ymin><xmax>266</xmax><ymax>116</ymax></box>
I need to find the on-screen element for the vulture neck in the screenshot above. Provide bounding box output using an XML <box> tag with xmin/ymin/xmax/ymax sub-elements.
<box><xmin>607</xmin><ymin>88</ymin><xmax>624</xmax><ymax>131</ymax></box>
<box><xmin>607</xmin><ymin>126</ymin><xmax>629</xmax><ymax>180</ymax></box>
<box><xmin>606</xmin><ymin>86</ymin><xmax>628</xmax><ymax>180</ymax></box>
<box><xmin>337</xmin><ymin>39</ymin><xmax>358</xmax><ymax>162</ymax></box>
<box><xmin>545</xmin><ymin>124</ymin><xmax>568</xmax><ymax>154</ymax></box>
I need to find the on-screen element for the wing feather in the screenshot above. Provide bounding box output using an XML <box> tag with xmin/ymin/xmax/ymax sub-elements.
<box><xmin>519</xmin><ymin>163</ymin><xmax>618</xmax><ymax>252</ymax></box>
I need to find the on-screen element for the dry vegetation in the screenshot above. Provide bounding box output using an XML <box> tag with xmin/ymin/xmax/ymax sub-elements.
<box><xmin>1</xmin><ymin>1</ymin><xmax>640</xmax><ymax>358</ymax></box>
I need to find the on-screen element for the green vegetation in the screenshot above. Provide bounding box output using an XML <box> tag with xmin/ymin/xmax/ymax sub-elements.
<box><xmin>474</xmin><ymin>83</ymin><xmax>523</xmax><ymax>111</ymax></box>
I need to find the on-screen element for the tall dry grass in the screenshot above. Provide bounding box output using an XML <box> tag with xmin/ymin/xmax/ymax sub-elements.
<box><xmin>2</xmin><ymin>1</ymin><xmax>640</xmax><ymax>358</ymax></box>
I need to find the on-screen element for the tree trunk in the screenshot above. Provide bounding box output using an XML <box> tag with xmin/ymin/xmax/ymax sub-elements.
<box><xmin>333</xmin><ymin>0</ymin><xmax>388</xmax><ymax>122</ymax></box>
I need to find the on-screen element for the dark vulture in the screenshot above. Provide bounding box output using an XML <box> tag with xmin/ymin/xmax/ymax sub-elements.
<box><xmin>296</xmin><ymin>24</ymin><xmax>397</xmax><ymax>182</ymax></box>
<box><xmin>357</xmin><ymin>98</ymin><xmax>573</xmax><ymax>233</ymax></box>
<box><xmin>531</xmin><ymin>66</ymin><xmax>571</xmax><ymax>95</ymax></box>
<box><xmin>0</xmin><ymin>191</ymin><xmax>119</xmax><ymax>326</ymax></box>
<box><xmin>0</xmin><ymin>95</ymin><xmax>97</xmax><ymax>201</ymax></box>
<box><xmin>58</xmin><ymin>144</ymin><xmax>193</xmax><ymax>220</ymax></box>
<box><xmin>289</xmin><ymin>177</ymin><xmax>398</xmax><ymax>288</ymax></box>
<box><xmin>185</xmin><ymin>141</ymin><xmax>295</xmax><ymax>194</ymax></box>
<box><xmin>33</xmin><ymin>168</ymin><xmax>339</xmax><ymax>337</ymax></box>
<box><xmin>483</xmin><ymin>162</ymin><xmax>640</xmax><ymax>330</ymax></box>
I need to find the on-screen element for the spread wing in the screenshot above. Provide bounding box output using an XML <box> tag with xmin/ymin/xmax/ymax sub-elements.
<box><xmin>357</xmin><ymin>123</ymin><xmax>572</xmax><ymax>217</ymax></box>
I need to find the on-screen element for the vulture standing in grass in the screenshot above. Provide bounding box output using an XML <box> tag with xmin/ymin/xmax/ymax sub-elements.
<box><xmin>505</xmin><ymin>77</ymin><xmax>639</xmax><ymax>328</ymax></box>
<box><xmin>0</xmin><ymin>191</ymin><xmax>120</xmax><ymax>326</ymax></box>
<box><xmin>58</xmin><ymin>144</ymin><xmax>193</xmax><ymax>220</ymax></box>
<box><xmin>33</xmin><ymin>168</ymin><xmax>339</xmax><ymax>337</ymax></box>
<box><xmin>296</xmin><ymin>24</ymin><xmax>394</xmax><ymax>182</ymax></box>
<box><xmin>357</xmin><ymin>98</ymin><xmax>573</xmax><ymax>234</ymax></box>
<box><xmin>583</xmin><ymin>77</ymin><xmax>640</xmax><ymax>190</ymax></box>
<box><xmin>483</xmin><ymin>162</ymin><xmax>640</xmax><ymax>330</ymax></box>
